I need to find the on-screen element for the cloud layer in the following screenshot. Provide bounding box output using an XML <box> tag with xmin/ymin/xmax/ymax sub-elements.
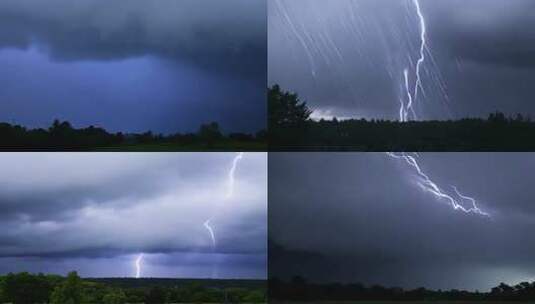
<box><xmin>269</xmin><ymin>153</ymin><xmax>535</xmax><ymax>291</ymax></box>
<box><xmin>0</xmin><ymin>0</ymin><xmax>266</xmax><ymax>133</ymax></box>
<box><xmin>0</xmin><ymin>153</ymin><xmax>267</xmax><ymax>278</ymax></box>
<box><xmin>0</xmin><ymin>0</ymin><xmax>265</xmax><ymax>74</ymax></box>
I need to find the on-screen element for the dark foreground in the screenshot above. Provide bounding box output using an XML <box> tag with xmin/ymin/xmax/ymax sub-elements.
<box><xmin>269</xmin><ymin>85</ymin><xmax>535</xmax><ymax>151</ymax></box>
<box><xmin>270</xmin><ymin>115</ymin><xmax>535</xmax><ymax>151</ymax></box>
<box><xmin>269</xmin><ymin>278</ymin><xmax>535</xmax><ymax>302</ymax></box>
<box><xmin>0</xmin><ymin>120</ymin><xmax>266</xmax><ymax>151</ymax></box>
<box><xmin>0</xmin><ymin>271</ymin><xmax>266</xmax><ymax>304</ymax></box>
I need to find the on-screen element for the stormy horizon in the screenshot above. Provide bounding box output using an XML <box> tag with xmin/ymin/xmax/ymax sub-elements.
<box><xmin>0</xmin><ymin>153</ymin><xmax>267</xmax><ymax>279</ymax></box>
<box><xmin>269</xmin><ymin>153</ymin><xmax>535</xmax><ymax>292</ymax></box>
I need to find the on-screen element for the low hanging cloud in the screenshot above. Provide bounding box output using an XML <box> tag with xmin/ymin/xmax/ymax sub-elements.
<box><xmin>0</xmin><ymin>153</ymin><xmax>267</xmax><ymax>260</ymax></box>
<box><xmin>0</xmin><ymin>0</ymin><xmax>266</xmax><ymax>134</ymax></box>
<box><xmin>0</xmin><ymin>0</ymin><xmax>266</xmax><ymax>76</ymax></box>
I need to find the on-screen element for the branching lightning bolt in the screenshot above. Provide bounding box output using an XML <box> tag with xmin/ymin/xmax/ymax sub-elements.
<box><xmin>135</xmin><ymin>254</ymin><xmax>143</xmax><ymax>278</ymax></box>
<box><xmin>386</xmin><ymin>153</ymin><xmax>489</xmax><ymax>217</ymax></box>
<box><xmin>412</xmin><ymin>0</ymin><xmax>427</xmax><ymax>103</ymax></box>
<box><xmin>399</xmin><ymin>0</ymin><xmax>427</xmax><ymax>121</ymax></box>
<box><xmin>389</xmin><ymin>2</ymin><xmax>488</xmax><ymax>217</ymax></box>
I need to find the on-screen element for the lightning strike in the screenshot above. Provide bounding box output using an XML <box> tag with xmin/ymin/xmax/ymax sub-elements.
<box><xmin>227</xmin><ymin>152</ymin><xmax>244</xmax><ymax>199</ymax></box>
<box><xmin>389</xmin><ymin>2</ymin><xmax>484</xmax><ymax>217</ymax></box>
<box><xmin>204</xmin><ymin>219</ymin><xmax>216</xmax><ymax>248</ymax></box>
<box><xmin>412</xmin><ymin>0</ymin><xmax>427</xmax><ymax>102</ymax></box>
<box><xmin>135</xmin><ymin>254</ymin><xmax>143</xmax><ymax>278</ymax></box>
<box><xmin>386</xmin><ymin>153</ymin><xmax>490</xmax><ymax>217</ymax></box>
<box><xmin>399</xmin><ymin>0</ymin><xmax>427</xmax><ymax>121</ymax></box>
<box><xmin>402</xmin><ymin>68</ymin><xmax>416</xmax><ymax>121</ymax></box>
<box><xmin>203</xmin><ymin>152</ymin><xmax>245</xmax><ymax>251</ymax></box>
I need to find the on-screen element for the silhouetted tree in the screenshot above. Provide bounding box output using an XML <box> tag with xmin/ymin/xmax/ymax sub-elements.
<box><xmin>268</xmin><ymin>86</ymin><xmax>535</xmax><ymax>152</ymax></box>
<box><xmin>198</xmin><ymin>122</ymin><xmax>223</xmax><ymax>145</ymax></box>
<box><xmin>0</xmin><ymin>119</ymin><xmax>265</xmax><ymax>150</ymax></box>
<box><xmin>269</xmin><ymin>85</ymin><xmax>312</xmax><ymax>129</ymax></box>
<box><xmin>269</xmin><ymin>277</ymin><xmax>535</xmax><ymax>302</ymax></box>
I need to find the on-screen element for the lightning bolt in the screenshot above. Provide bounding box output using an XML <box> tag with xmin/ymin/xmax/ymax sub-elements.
<box><xmin>386</xmin><ymin>153</ymin><xmax>489</xmax><ymax>217</ymax></box>
<box><xmin>204</xmin><ymin>219</ymin><xmax>216</xmax><ymax>248</ymax></box>
<box><xmin>135</xmin><ymin>254</ymin><xmax>143</xmax><ymax>278</ymax></box>
<box><xmin>201</xmin><ymin>153</ymin><xmax>245</xmax><ymax>279</ymax></box>
<box><xmin>227</xmin><ymin>152</ymin><xmax>244</xmax><ymax>199</ymax></box>
<box><xmin>391</xmin><ymin>2</ymin><xmax>485</xmax><ymax>218</ymax></box>
<box><xmin>400</xmin><ymin>0</ymin><xmax>427</xmax><ymax>122</ymax></box>
<box><xmin>402</xmin><ymin>68</ymin><xmax>416</xmax><ymax>121</ymax></box>
<box><xmin>203</xmin><ymin>152</ymin><xmax>245</xmax><ymax>251</ymax></box>
<box><xmin>412</xmin><ymin>0</ymin><xmax>427</xmax><ymax>103</ymax></box>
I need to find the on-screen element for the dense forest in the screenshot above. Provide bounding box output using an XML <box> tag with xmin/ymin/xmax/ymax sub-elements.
<box><xmin>0</xmin><ymin>271</ymin><xmax>266</xmax><ymax>304</ymax></box>
<box><xmin>270</xmin><ymin>276</ymin><xmax>535</xmax><ymax>302</ymax></box>
<box><xmin>0</xmin><ymin>120</ymin><xmax>266</xmax><ymax>151</ymax></box>
<box><xmin>269</xmin><ymin>85</ymin><xmax>535</xmax><ymax>151</ymax></box>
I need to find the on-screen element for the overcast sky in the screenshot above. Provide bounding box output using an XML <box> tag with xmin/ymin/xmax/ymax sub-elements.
<box><xmin>0</xmin><ymin>0</ymin><xmax>266</xmax><ymax>133</ymax></box>
<box><xmin>269</xmin><ymin>0</ymin><xmax>535</xmax><ymax>121</ymax></box>
<box><xmin>0</xmin><ymin>153</ymin><xmax>266</xmax><ymax>279</ymax></box>
<box><xmin>270</xmin><ymin>153</ymin><xmax>535</xmax><ymax>291</ymax></box>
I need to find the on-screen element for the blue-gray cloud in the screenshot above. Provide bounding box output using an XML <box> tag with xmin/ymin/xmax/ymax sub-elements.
<box><xmin>269</xmin><ymin>0</ymin><xmax>535</xmax><ymax>121</ymax></box>
<box><xmin>0</xmin><ymin>153</ymin><xmax>267</xmax><ymax>278</ymax></box>
<box><xmin>0</xmin><ymin>0</ymin><xmax>266</xmax><ymax>133</ymax></box>
<box><xmin>269</xmin><ymin>153</ymin><xmax>535</xmax><ymax>291</ymax></box>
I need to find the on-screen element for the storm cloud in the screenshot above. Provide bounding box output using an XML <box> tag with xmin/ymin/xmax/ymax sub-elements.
<box><xmin>0</xmin><ymin>153</ymin><xmax>267</xmax><ymax>278</ymax></box>
<box><xmin>269</xmin><ymin>153</ymin><xmax>535</xmax><ymax>291</ymax></box>
<box><xmin>0</xmin><ymin>0</ymin><xmax>266</xmax><ymax>133</ymax></box>
<box><xmin>269</xmin><ymin>0</ymin><xmax>535</xmax><ymax>121</ymax></box>
<box><xmin>0</xmin><ymin>0</ymin><xmax>265</xmax><ymax>72</ymax></box>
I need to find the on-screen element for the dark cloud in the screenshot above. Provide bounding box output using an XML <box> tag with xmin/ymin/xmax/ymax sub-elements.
<box><xmin>0</xmin><ymin>153</ymin><xmax>267</xmax><ymax>278</ymax></box>
<box><xmin>0</xmin><ymin>0</ymin><xmax>266</xmax><ymax>133</ymax></box>
<box><xmin>269</xmin><ymin>153</ymin><xmax>535</xmax><ymax>291</ymax></box>
<box><xmin>0</xmin><ymin>0</ymin><xmax>266</xmax><ymax>76</ymax></box>
<box><xmin>269</xmin><ymin>0</ymin><xmax>535</xmax><ymax>120</ymax></box>
<box><xmin>426</xmin><ymin>0</ymin><xmax>535</xmax><ymax>68</ymax></box>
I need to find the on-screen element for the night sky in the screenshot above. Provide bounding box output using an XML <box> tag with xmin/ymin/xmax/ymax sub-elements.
<box><xmin>0</xmin><ymin>153</ymin><xmax>267</xmax><ymax>279</ymax></box>
<box><xmin>0</xmin><ymin>0</ymin><xmax>266</xmax><ymax>133</ymax></box>
<box><xmin>269</xmin><ymin>153</ymin><xmax>535</xmax><ymax>291</ymax></box>
<box><xmin>269</xmin><ymin>0</ymin><xmax>535</xmax><ymax>121</ymax></box>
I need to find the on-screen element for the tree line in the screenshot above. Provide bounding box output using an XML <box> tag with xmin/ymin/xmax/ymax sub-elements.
<box><xmin>0</xmin><ymin>120</ymin><xmax>266</xmax><ymax>150</ymax></box>
<box><xmin>0</xmin><ymin>271</ymin><xmax>266</xmax><ymax>304</ymax></box>
<box><xmin>270</xmin><ymin>276</ymin><xmax>535</xmax><ymax>302</ymax></box>
<box><xmin>269</xmin><ymin>85</ymin><xmax>535</xmax><ymax>151</ymax></box>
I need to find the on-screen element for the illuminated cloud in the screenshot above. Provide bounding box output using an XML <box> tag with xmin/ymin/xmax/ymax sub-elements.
<box><xmin>0</xmin><ymin>153</ymin><xmax>267</xmax><ymax>278</ymax></box>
